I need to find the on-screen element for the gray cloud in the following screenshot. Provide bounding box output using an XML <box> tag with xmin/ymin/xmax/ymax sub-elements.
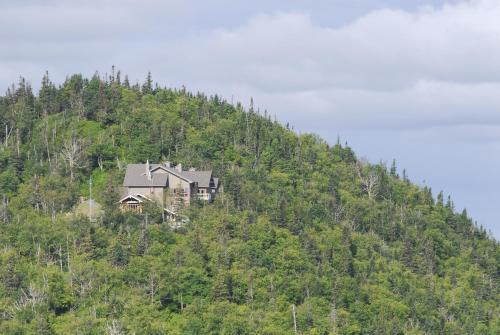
<box><xmin>253</xmin><ymin>81</ymin><xmax>500</xmax><ymax>130</ymax></box>
<box><xmin>152</xmin><ymin>2</ymin><xmax>500</xmax><ymax>91</ymax></box>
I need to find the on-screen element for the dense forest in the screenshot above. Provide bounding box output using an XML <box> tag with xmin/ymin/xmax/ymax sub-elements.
<box><xmin>0</xmin><ymin>71</ymin><xmax>498</xmax><ymax>335</ymax></box>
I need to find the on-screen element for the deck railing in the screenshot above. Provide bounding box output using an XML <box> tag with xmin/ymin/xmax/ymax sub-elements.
<box><xmin>197</xmin><ymin>193</ymin><xmax>211</xmax><ymax>201</ymax></box>
<box><xmin>121</xmin><ymin>203</ymin><xmax>142</xmax><ymax>214</ymax></box>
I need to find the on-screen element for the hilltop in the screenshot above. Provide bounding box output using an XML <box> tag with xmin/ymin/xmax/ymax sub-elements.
<box><xmin>0</xmin><ymin>72</ymin><xmax>498</xmax><ymax>334</ymax></box>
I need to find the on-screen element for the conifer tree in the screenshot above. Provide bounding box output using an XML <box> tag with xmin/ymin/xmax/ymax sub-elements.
<box><xmin>142</xmin><ymin>71</ymin><xmax>153</xmax><ymax>95</ymax></box>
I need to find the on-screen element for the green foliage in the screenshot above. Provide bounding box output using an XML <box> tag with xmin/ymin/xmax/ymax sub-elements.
<box><xmin>48</xmin><ymin>273</ymin><xmax>73</xmax><ymax>315</ymax></box>
<box><xmin>0</xmin><ymin>72</ymin><xmax>497</xmax><ymax>334</ymax></box>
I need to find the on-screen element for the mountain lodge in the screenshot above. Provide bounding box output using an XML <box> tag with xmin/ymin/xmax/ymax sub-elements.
<box><xmin>119</xmin><ymin>161</ymin><xmax>219</xmax><ymax>215</ymax></box>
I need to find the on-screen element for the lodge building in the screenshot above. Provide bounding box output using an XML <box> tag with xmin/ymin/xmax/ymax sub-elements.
<box><xmin>119</xmin><ymin>161</ymin><xmax>219</xmax><ymax>215</ymax></box>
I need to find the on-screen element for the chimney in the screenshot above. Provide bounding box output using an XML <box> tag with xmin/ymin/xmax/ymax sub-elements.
<box><xmin>145</xmin><ymin>160</ymin><xmax>152</xmax><ymax>180</ymax></box>
<box><xmin>175</xmin><ymin>163</ymin><xmax>182</xmax><ymax>172</ymax></box>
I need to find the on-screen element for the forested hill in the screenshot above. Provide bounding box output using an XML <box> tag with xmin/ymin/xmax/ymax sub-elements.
<box><xmin>0</xmin><ymin>72</ymin><xmax>498</xmax><ymax>335</ymax></box>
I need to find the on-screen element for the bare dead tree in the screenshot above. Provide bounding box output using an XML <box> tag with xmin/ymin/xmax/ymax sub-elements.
<box><xmin>60</xmin><ymin>136</ymin><xmax>86</xmax><ymax>181</ymax></box>
<box><xmin>4</xmin><ymin>124</ymin><xmax>12</xmax><ymax>146</ymax></box>
<box><xmin>16</xmin><ymin>128</ymin><xmax>20</xmax><ymax>156</ymax></box>
<box><xmin>42</xmin><ymin>110</ymin><xmax>51</xmax><ymax>166</ymax></box>
<box><xmin>69</xmin><ymin>91</ymin><xmax>85</xmax><ymax>119</ymax></box>
<box><xmin>2</xmin><ymin>195</ymin><xmax>8</xmax><ymax>224</ymax></box>
<box><xmin>355</xmin><ymin>162</ymin><xmax>379</xmax><ymax>200</ymax></box>
<box><xmin>147</xmin><ymin>271</ymin><xmax>159</xmax><ymax>305</ymax></box>
<box><xmin>106</xmin><ymin>320</ymin><xmax>125</xmax><ymax>335</ymax></box>
<box><xmin>334</xmin><ymin>203</ymin><xmax>346</xmax><ymax>223</ymax></box>
<box><xmin>12</xmin><ymin>283</ymin><xmax>46</xmax><ymax>313</ymax></box>
<box><xmin>330</xmin><ymin>302</ymin><xmax>338</xmax><ymax>334</ymax></box>
<box><xmin>292</xmin><ymin>304</ymin><xmax>298</xmax><ymax>334</ymax></box>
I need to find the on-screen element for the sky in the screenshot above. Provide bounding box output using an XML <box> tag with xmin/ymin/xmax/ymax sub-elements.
<box><xmin>1</xmin><ymin>0</ymin><xmax>499</xmax><ymax>238</ymax></box>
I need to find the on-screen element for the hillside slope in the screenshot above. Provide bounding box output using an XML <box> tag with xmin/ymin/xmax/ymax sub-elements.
<box><xmin>0</xmin><ymin>73</ymin><xmax>498</xmax><ymax>334</ymax></box>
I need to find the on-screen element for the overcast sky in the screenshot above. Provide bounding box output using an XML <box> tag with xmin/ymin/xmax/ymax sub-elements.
<box><xmin>1</xmin><ymin>0</ymin><xmax>499</xmax><ymax>238</ymax></box>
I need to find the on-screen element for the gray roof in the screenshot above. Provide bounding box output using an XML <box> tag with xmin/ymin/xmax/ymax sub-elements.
<box><xmin>123</xmin><ymin>164</ymin><xmax>169</xmax><ymax>187</ymax></box>
<box><xmin>124</xmin><ymin>163</ymin><xmax>217</xmax><ymax>189</ymax></box>
<box><xmin>150</xmin><ymin>165</ymin><xmax>194</xmax><ymax>183</ymax></box>
<box><xmin>181</xmin><ymin>170</ymin><xmax>213</xmax><ymax>188</ymax></box>
<box><xmin>119</xmin><ymin>194</ymin><xmax>146</xmax><ymax>203</ymax></box>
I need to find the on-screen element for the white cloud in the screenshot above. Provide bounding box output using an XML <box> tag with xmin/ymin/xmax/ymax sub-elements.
<box><xmin>251</xmin><ymin>80</ymin><xmax>500</xmax><ymax>131</ymax></box>
<box><xmin>153</xmin><ymin>1</ymin><xmax>500</xmax><ymax>92</ymax></box>
<box><xmin>124</xmin><ymin>1</ymin><xmax>499</xmax><ymax>132</ymax></box>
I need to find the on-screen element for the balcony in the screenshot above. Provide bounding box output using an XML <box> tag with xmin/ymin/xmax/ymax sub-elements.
<box><xmin>120</xmin><ymin>202</ymin><xmax>142</xmax><ymax>214</ymax></box>
<box><xmin>197</xmin><ymin>192</ymin><xmax>211</xmax><ymax>201</ymax></box>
